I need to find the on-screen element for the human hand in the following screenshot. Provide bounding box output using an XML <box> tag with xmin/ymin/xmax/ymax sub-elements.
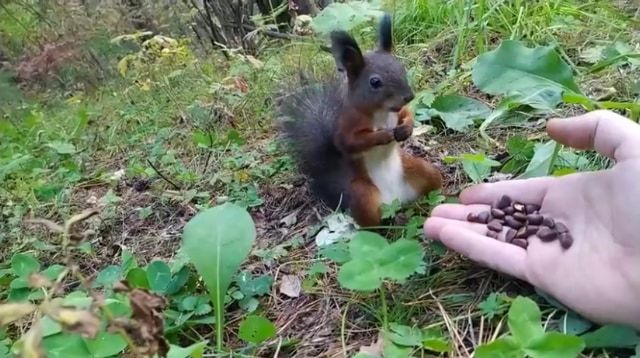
<box><xmin>424</xmin><ymin>110</ymin><xmax>640</xmax><ymax>330</ymax></box>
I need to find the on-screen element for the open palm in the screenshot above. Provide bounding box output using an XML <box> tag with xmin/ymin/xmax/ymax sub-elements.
<box><xmin>424</xmin><ymin>110</ymin><xmax>640</xmax><ymax>330</ymax></box>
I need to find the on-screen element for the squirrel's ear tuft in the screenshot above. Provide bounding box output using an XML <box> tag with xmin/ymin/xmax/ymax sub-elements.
<box><xmin>330</xmin><ymin>31</ymin><xmax>365</xmax><ymax>79</ymax></box>
<box><xmin>378</xmin><ymin>13</ymin><xmax>393</xmax><ymax>52</ymax></box>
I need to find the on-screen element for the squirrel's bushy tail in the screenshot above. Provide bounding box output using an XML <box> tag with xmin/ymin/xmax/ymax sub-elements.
<box><xmin>275</xmin><ymin>71</ymin><xmax>351</xmax><ymax>210</ymax></box>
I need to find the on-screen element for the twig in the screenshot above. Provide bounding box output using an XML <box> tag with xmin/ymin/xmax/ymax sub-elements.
<box><xmin>146</xmin><ymin>159</ymin><xmax>181</xmax><ymax>190</ymax></box>
<box><xmin>241</xmin><ymin>24</ymin><xmax>307</xmax><ymax>41</ymax></box>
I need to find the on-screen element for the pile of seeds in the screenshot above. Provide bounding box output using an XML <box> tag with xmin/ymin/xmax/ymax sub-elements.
<box><xmin>466</xmin><ymin>195</ymin><xmax>573</xmax><ymax>250</ymax></box>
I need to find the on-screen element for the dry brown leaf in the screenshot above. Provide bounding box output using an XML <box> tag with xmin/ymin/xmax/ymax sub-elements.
<box><xmin>108</xmin><ymin>287</ymin><xmax>169</xmax><ymax>357</ymax></box>
<box><xmin>0</xmin><ymin>303</ymin><xmax>37</xmax><ymax>326</ymax></box>
<box><xmin>43</xmin><ymin>304</ymin><xmax>100</xmax><ymax>339</ymax></box>
<box><xmin>23</xmin><ymin>219</ymin><xmax>63</xmax><ymax>233</ymax></box>
<box><xmin>359</xmin><ymin>331</ymin><xmax>384</xmax><ymax>357</ymax></box>
<box><xmin>20</xmin><ymin>320</ymin><xmax>45</xmax><ymax>358</ymax></box>
<box><xmin>64</xmin><ymin>208</ymin><xmax>99</xmax><ymax>233</ymax></box>
<box><xmin>279</xmin><ymin>275</ymin><xmax>301</xmax><ymax>298</ymax></box>
<box><xmin>28</xmin><ymin>273</ymin><xmax>52</xmax><ymax>289</ymax></box>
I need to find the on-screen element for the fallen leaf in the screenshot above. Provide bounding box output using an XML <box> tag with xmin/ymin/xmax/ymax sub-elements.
<box><xmin>315</xmin><ymin>213</ymin><xmax>358</xmax><ymax>247</ymax></box>
<box><xmin>0</xmin><ymin>303</ymin><xmax>37</xmax><ymax>325</ymax></box>
<box><xmin>43</xmin><ymin>303</ymin><xmax>100</xmax><ymax>339</ymax></box>
<box><xmin>279</xmin><ymin>275</ymin><xmax>301</xmax><ymax>298</ymax></box>
<box><xmin>359</xmin><ymin>331</ymin><xmax>384</xmax><ymax>357</ymax></box>
<box><xmin>279</xmin><ymin>211</ymin><xmax>298</xmax><ymax>227</ymax></box>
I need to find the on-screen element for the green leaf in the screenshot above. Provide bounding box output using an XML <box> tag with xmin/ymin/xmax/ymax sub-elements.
<box><xmin>146</xmin><ymin>260</ymin><xmax>172</xmax><ymax>294</ymax></box>
<box><xmin>310</xmin><ymin>1</ymin><xmax>383</xmax><ymax>35</ymax></box>
<box><xmin>41</xmin><ymin>316</ymin><xmax>62</xmax><ymax>337</ymax></box>
<box><xmin>11</xmin><ymin>253</ymin><xmax>40</xmax><ymax>277</ymax></box>
<box><xmin>508</xmin><ymin>296</ymin><xmax>545</xmax><ymax>347</ymax></box>
<box><xmin>41</xmin><ymin>265</ymin><xmax>66</xmax><ymax>281</ymax></box>
<box><xmin>383</xmin><ymin>336</ymin><xmax>414</xmax><ymax>358</ymax></box>
<box><xmin>430</xmin><ymin>95</ymin><xmax>491</xmax><ymax>132</ymax></box>
<box><xmin>120</xmin><ymin>250</ymin><xmax>138</xmax><ymax>274</ymax></box>
<box><xmin>181</xmin><ymin>203</ymin><xmax>256</xmax><ymax>350</ymax></box>
<box><xmin>42</xmin><ymin>333</ymin><xmax>91</xmax><ymax>358</ymax></box>
<box><xmin>166</xmin><ymin>266</ymin><xmax>190</xmax><ymax>295</ymax></box>
<box><xmin>560</xmin><ymin>311</ymin><xmax>592</xmax><ymax>336</ymax></box>
<box><xmin>236</xmin><ymin>271</ymin><xmax>273</xmax><ymax>297</ymax></box>
<box><xmin>337</xmin><ymin>259</ymin><xmax>381</xmax><ymax>292</ymax></box>
<box><xmin>348</xmin><ymin>231</ymin><xmax>388</xmax><ymax>260</ymax></box>
<box><xmin>458</xmin><ymin>153</ymin><xmax>501</xmax><ymax>183</ymax></box>
<box><xmin>519</xmin><ymin>141</ymin><xmax>558</xmax><ymax>179</ymax></box>
<box><xmin>581</xmin><ymin>324</ymin><xmax>640</xmax><ymax>349</ymax></box>
<box><xmin>319</xmin><ymin>242</ymin><xmax>351</xmax><ymax>264</ymax></box>
<box><xmin>84</xmin><ymin>332</ymin><xmax>127</xmax><ymax>358</ymax></box>
<box><xmin>479</xmin><ymin>292</ymin><xmax>506</xmax><ymax>320</ymax></box>
<box><xmin>421</xmin><ymin>327</ymin><xmax>450</xmax><ymax>353</ymax></box>
<box><xmin>472</xmin><ymin>40</ymin><xmax>581</xmax><ymax>98</ymax></box>
<box><xmin>308</xmin><ymin>262</ymin><xmax>329</xmax><ymax>275</ymax></box>
<box><xmin>377</xmin><ymin>239</ymin><xmax>424</xmax><ymax>281</ymax></box>
<box><xmin>388</xmin><ymin>323</ymin><xmax>423</xmax><ymax>347</ymax></box>
<box><xmin>524</xmin><ymin>332</ymin><xmax>585</xmax><ymax>358</ymax></box>
<box><xmin>94</xmin><ymin>265</ymin><xmax>122</xmax><ymax>287</ymax></box>
<box><xmin>238</xmin><ymin>315</ymin><xmax>277</xmax><ymax>344</ymax></box>
<box><xmin>125</xmin><ymin>267</ymin><xmax>150</xmax><ymax>288</ymax></box>
<box><xmin>474</xmin><ymin>337</ymin><xmax>522</xmax><ymax>358</ymax></box>
<box><xmin>167</xmin><ymin>340</ymin><xmax>208</xmax><ymax>358</ymax></box>
<box><xmin>47</xmin><ymin>141</ymin><xmax>77</xmax><ymax>154</ymax></box>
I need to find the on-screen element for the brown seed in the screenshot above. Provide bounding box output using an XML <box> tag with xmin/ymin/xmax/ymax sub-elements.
<box><xmin>516</xmin><ymin>226</ymin><xmax>528</xmax><ymax>238</ymax></box>
<box><xmin>526</xmin><ymin>225</ymin><xmax>539</xmax><ymax>236</ymax></box>
<box><xmin>496</xmin><ymin>195</ymin><xmax>511</xmax><ymax>209</ymax></box>
<box><xmin>559</xmin><ymin>233</ymin><xmax>573</xmax><ymax>249</ymax></box>
<box><xmin>527</xmin><ymin>214</ymin><xmax>543</xmax><ymax>225</ymax></box>
<box><xmin>487</xmin><ymin>220</ymin><xmax>503</xmax><ymax>232</ymax></box>
<box><xmin>513</xmin><ymin>202</ymin><xmax>525</xmax><ymax>212</ymax></box>
<box><xmin>490</xmin><ymin>208</ymin><xmax>505</xmax><ymax>219</ymax></box>
<box><xmin>505</xmin><ymin>229</ymin><xmax>517</xmax><ymax>243</ymax></box>
<box><xmin>525</xmin><ymin>204</ymin><xmax>541</xmax><ymax>214</ymax></box>
<box><xmin>513</xmin><ymin>212</ymin><xmax>528</xmax><ymax>222</ymax></box>
<box><xmin>512</xmin><ymin>238</ymin><xmax>528</xmax><ymax>249</ymax></box>
<box><xmin>542</xmin><ymin>217</ymin><xmax>555</xmax><ymax>228</ymax></box>
<box><xmin>503</xmin><ymin>207</ymin><xmax>515</xmax><ymax>215</ymax></box>
<box><xmin>556</xmin><ymin>222</ymin><xmax>569</xmax><ymax>234</ymax></box>
<box><xmin>467</xmin><ymin>213</ymin><xmax>479</xmax><ymax>223</ymax></box>
<box><xmin>504</xmin><ymin>216</ymin><xmax>523</xmax><ymax>229</ymax></box>
<box><xmin>486</xmin><ymin>230</ymin><xmax>498</xmax><ymax>239</ymax></box>
<box><xmin>477</xmin><ymin>211</ymin><xmax>491</xmax><ymax>224</ymax></box>
<box><xmin>537</xmin><ymin>227</ymin><xmax>558</xmax><ymax>242</ymax></box>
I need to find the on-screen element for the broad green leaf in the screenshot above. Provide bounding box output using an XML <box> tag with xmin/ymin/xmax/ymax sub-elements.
<box><xmin>84</xmin><ymin>332</ymin><xmax>127</xmax><ymax>357</ymax></box>
<box><xmin>377</xmin><ymin>239</ymin><xmax>424</xmax><ymax>281</ymax></box>
<box><xmin>430</xmin><ymin>95</ymin><xmax>491</xmax><ymax>132</ymax></box>
<box><xmin>348</xmin><ymin>231</ymin><xmax>388</xmax><ymax>260</ymax></box>
<box><xmin>421</xmin><ymin>326</ymin><xmax>450</xmax><ymax>353</ymax></box>
<box><xmin>478</xmin><ymin>292</ymin><xmax>505</xmax><ymax>320</ymax></box>
<box><xmin>47</xmin><ymin>141</ymin><xmax>76</xmax><ymax>155</ymax></box>
<box><xmin>474</xmin><ymin>337</ymin><xmax>522</xmax><ymax>358</ymax></box>
<box><xmin>472</xmin><ymin>40</ymin><xmax>580</xmax><ymax>98</ymax></box>
<box><xmin>310</xmin><ymin>1</ymin><xmax>383</xmax><ymax>35</ymax></box>
<box><xmin>524</xmin><ymin>332</ymin><xmax>585</xmax><ymax>358</ymax></box>
<box><xmin>41</xmin><ymin>265</ymin><xmax>66</xmax><ymax>281</ymax></box>
<box><xmin>236</xmin><ymin>271</ymin><xmax>273</xmax><ymax>297</ymax></box>
<box><xmin>560</xmin><ymin>311</ymin><xmax>592</xmax><ymax>336</ymax></box>
<box><xmin>459</xmin><ymin>153</ymin><xmax>501</xmax><ymax>183</ymax></box>
<box><xmin>337</xmin><ymin>259</ymin><xmax>381</xmax><ymax>292</ymax></box>
<box><xmin>519</xmin><ymin>141</ymin><xmax>558</xmax><ymax>179</ymax></box>
<box><xmin>238</xmin><ymin>315</ymin><xmax>277</xmax><ymax>344</ymax></box>
<box><xmin>508</xmin><ymin>296</ymin><xmax>545</xmax><ymax>347</ymax></box>
<box><xmin>120</xmin><ymin>250</ymin><xmax>138</xmax><ymax>274</ymax></box>
<box><xmin>383</xmin><ymin>337</ymin><xmax>414</xmax><ymax>358</ymax></box>
<box><xmin>308</xmin><ymin>262</ymin><xmax>329</xmax><ymax>275</ymax></box>
<box><xmin>94</xmin><ymin>265</ymin><xmax>122</xmax><ymax>287</ymax></box>
<box><xmin>125</xmin><ymin>267</ymin><xmax>150</xmax><ymax>288</ymax></box>
<box><xmin>319</xmin><ymin>242</ymin><xmax>351</xmax><ymax>263</ymax></box>
<box><xmin>41</xmin><ymin>316</ymin><xmax>62</xmax><ymax>337</ymax></box>
<box><xmin>239</xmin><ymin>297</ymin><xmax>259</xmax><ymax>313</ymax></box>
<box><xmin>181</xmin><ymin>203</ymin><xmax>256</xmax><ymax>350</ymax></box>
<box><xmin>146</xmin><ymin>260</ymin><xmax>172</xmax><ymax>293</ymax></box>
<box><xmin>166</xmin><ymin>340</ymin><xmax>208</xmax><ymax>358</ymax></box>
<box><xmin>11</xmin><ymin>253</ymin><xmax>40</xmax><ymax>277</ymax></box>
<box><xmin>166</xmin><ymin>265</ymin><xmax>190</xmax><ymax>295</ymax></box>
<box><xmin>581</xmin><ymin>324</ymin><xmax>640</xmax><ymax>348</ymax></box>
<box><xmin>42</xmin><ymin>333</ymin><xmax>91</xmax><ymax>358</ymax></box>
<box><xmin>388</xmin><ymin>323</ymin><xmax>422</xmax><ymax>347</ymax></box>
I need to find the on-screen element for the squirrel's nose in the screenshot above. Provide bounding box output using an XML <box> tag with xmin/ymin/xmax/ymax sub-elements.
<box><xmin>404</xmin><ymin>94</ymin><xmax>415</xmax><ymax>103</ymax></box>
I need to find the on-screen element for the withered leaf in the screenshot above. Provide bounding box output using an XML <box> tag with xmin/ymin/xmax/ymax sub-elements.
<box><xmin>20</xmin><ymin>320</ymin><xmax>45</xmax><ymax>358</ymax></box>
<box><xmin>0</xmin><ymin>303</ymin><xmax>37</xmax><ymax>326</ymax></box>
<box><xmin>43</xmin><ymin>304</ymin><xmax>100</xmax><ymax>339</ymax></box>
<box><xmin>28</xmin><ymin>273</ymin><xmax>52</xmax><ymax>289</ymax></box>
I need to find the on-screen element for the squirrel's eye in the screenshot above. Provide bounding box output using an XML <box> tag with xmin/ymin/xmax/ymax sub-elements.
<box><xmin>369</xmin><ymin>76</ymin><xmax>383</xmax><ymax>89</ymax></box>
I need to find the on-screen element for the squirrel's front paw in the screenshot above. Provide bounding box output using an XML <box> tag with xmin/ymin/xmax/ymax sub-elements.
<box><xmin>393</xmin><ymin>125</ymin><xmax>412</xmax><ymax>142</ymax></box>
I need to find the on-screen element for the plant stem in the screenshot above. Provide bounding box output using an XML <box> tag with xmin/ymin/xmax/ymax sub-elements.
<box><xmin>379</xmin><ymin>284</ymin><xmax>389</xmax><ymax>330</ymax></box>
<box><xmin>547</xmin><ymin>141</ymin><xmax>562</xmax><ymax>175</ymax></box>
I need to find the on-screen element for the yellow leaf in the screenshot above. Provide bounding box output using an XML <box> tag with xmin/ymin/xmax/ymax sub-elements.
<box><xmin>0</xmin><ymin>303</ymin><xmax>37</xmax><ymax>326</ymax></box>
<box><xmin>117</xmin><ymin>56</ymin><xmax>130</xmax><ymax>77</ymax></box>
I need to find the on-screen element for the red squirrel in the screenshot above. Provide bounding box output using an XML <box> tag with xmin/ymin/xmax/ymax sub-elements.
<box><xmin>277</xmin><ymin>13</ymin><xmax>443</xmax><ymax>227</ymax></box>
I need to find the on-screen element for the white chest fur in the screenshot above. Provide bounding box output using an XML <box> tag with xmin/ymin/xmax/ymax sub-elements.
<box><xmin>361</xmin><ymin>111</ymin><xmax>418</xmax><ymax>204</ymax></box>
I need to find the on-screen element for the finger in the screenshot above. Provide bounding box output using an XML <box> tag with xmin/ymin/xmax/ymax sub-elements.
<box><xmin>546</xmin><ymin>110</ymin><xmax>640</xmax><ymax>162</ymax></box>
<box><xmin>430</xmin><ymin>224</ymin><xmax>528</xmax><ymax>281</ymax></box>
<box><xmin>430</xmin><ymin>203</ymin><xmax>491</xmax><ymax>220</ymax></box>
<box><xmin>459</xmin><ymin>177</ymin><xmax>554</xmax><ymax>206</ymax></box>
<box><xmin>424</xmin><ymin>217</ymin><xmax>492</xmax><ymax>237</ymax></box>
